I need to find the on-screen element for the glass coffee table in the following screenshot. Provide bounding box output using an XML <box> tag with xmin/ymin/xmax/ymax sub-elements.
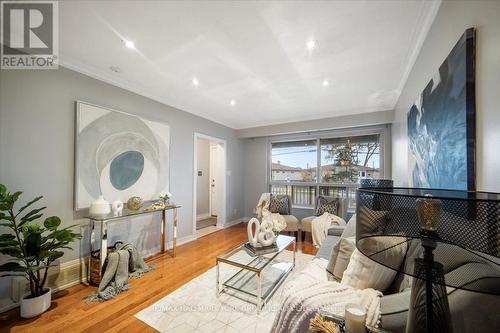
<box><xmin>216</xmin><ymin>235</ymin><xmax>296</xmax><ymax>312</ymax></box>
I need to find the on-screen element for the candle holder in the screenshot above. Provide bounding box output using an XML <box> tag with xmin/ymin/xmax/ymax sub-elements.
<box><xmin>345</xmin><ymin>303</ymin><xmax>367</xmax><ymax>333</ymax></box>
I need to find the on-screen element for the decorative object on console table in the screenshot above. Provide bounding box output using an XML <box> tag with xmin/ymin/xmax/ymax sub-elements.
<box><xmin>75</xmin><ymin>101</ymin><xmax>170</xmax><ymax>210</ymax></box>
<box><xmin>144</xmin><ymin>192</ymin><xmax>174</xmax><ymax>211</ymax></box>
<box><xmin>126</xmin><ymin>196</ymin><xmax>143</xmax><ymax>210</ymax></box>
<box><xmin>356</xmin><ymin>187</ymin><xmax>500</xmax><ymax>333</ymax></box>
<box><xmin>85</xmin><ymin>205</ymin><xmax>180</xmax><ymax>284</ymax></box>
<box><xmin>111</xmin><ymin>200</ymin><xmax>123</xmax><ymax>216</ymax></box>
<box><xmin>407</xmin><ymin>28</ymin><xmax>476</xmax><ymax>191</ymax></box>
<box><xmin>89</xmin><ymin>195</ymin><xmax>111</xmax><ymax>217</ymax></box>
<box><xmin>159</xmin><ymin>191</ymin><xmax>172</xmax><ymax>205</ymax></box>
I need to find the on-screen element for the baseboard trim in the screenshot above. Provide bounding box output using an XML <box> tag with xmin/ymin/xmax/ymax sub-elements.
<box><xmin>196</xmin><ymin>213</ymin><xmax>211</xmax><ymax>221</ymax></box>
<box><xmin>0</xmin><ymin>223</ymin><xmax>244</xmax><ymax>314</ymax></box>
<box><xmin>0</xmin><ymin>256</ymin><xmax>88</xmax><ymax>313</ymax></box>
<box><xmin>223</xmin><ymin>217</ymin><xmax>250</xmax><ymax>228</ymax></box>
<box><xmin>0</xmin><ymin>298</ymin><xmax>19</xmax><ymax>313</ymax></box>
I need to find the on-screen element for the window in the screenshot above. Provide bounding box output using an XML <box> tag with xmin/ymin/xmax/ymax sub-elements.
<box><xmin>269</xmin><ymin>132</ymin><xmax>384</xmax><ymax>211</ymax></box>
<box><xmin>320</xmin><ymin>135</ymin><xmax>380</xmax><ymax>184</ymax></box>
<box><xmin>271</xmin><ymin>140</ymin><xmax>317</xmax><ymax>182</ymax></box>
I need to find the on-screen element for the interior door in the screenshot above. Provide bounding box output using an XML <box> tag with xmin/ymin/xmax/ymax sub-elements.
<box><xmin>210</xmin><ymin>144</ymin><xmax>218</xmax><ymax>216</ymax></box>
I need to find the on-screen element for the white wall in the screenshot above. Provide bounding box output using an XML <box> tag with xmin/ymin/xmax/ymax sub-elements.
<box><xmin>237</xmin><ymin>110</ymin><xmax>394</xmax><ymax>138</ymax></box>
<box><xmin>392</xmin><ymin>0</ymin><xmax>500</xmax><ymax>191</ymax></box>
<box><xmin>196</xmin><ymin>138</ymin><xmax>210</xmax><ymax>218</ymax></box>
<box><xmin>0</xmin><ymin>67</ymin><xmax>245</xmax><ymax>300</ymax></box>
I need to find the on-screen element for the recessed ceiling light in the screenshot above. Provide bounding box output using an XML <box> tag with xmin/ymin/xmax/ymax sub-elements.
<box><xmin>230</xmin><ymin>100</ymin><xmax>236</xmax><ymax>106</ymax></box>
<box><xmin>123</xmin><ymin>39</ymin><xmax>135</xmax><ymax>49</ymax></box>
<box><xmin>323</xmin><ymin>79</ymin><xmax>330</xmax><ymax>86</ymax></box>
<box><xmin>192</xmin><ymin>77</ymin><xmax>199</xmax><ymax>86</ymax></box>
<box><xmin>307</xmin><ymin>40</ymin><xmax>317</xmax><ymax>50</ymax></box>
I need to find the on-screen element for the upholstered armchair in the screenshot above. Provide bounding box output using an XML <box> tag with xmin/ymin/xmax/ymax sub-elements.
<box><xmin>300</xmin><ymin>196</ymin><xmax>348</xmax><ymax>241</ymax></box>
<box><xmin>257</xmin><ymin>193</ymin><xmax>299</xmax><ymax>239</ymax></box>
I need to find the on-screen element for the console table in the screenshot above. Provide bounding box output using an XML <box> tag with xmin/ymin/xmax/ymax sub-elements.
<box><xmin>85</xmin><ymin>205</ymin><xmax>180</xmax><ymax>283</ymax></box>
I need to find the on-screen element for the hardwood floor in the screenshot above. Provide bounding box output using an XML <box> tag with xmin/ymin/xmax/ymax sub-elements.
<box><xmin>0</xmin><ymin>223</ymin><xmax>317</xmax><ymax>333</ymax></box>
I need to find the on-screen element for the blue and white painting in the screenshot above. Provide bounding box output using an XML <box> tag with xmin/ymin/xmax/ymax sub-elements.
<box><xmin>75</xmin><ymin>102</ymin><xmax>170</xmax><ymax>210</ymax></box>
<box><xmin>408</xmin><ymin>29</ymin><xmax>475</xmax><ymax>190</ymax></box>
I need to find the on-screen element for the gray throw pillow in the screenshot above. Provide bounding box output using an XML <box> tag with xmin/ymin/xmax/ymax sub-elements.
<box><xmin>269</xmin><ymin>195</ymin><xmax>290</xmax><ymax>215</ymax></box>
<box><xmin>326</xmin><ymin>236</ymin><xmax>356</xmax><ymax>281</ymax></box>
<box><xmin>315</xmin><ymin>196</ymin><xmax>339</xmax><ymax>216</ymax></box>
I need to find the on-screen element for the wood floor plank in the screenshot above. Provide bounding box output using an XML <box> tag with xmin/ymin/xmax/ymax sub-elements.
<box><xmin>0</xmin><ymin>224</ymin><xmax>317</xmax><ymax>333</ymax></box>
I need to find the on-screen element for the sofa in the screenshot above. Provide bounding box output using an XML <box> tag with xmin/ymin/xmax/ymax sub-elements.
<box><xmin>305</xmin><ymin>216</ymin><xmax>500</xmax><ymax>333</ymax></box>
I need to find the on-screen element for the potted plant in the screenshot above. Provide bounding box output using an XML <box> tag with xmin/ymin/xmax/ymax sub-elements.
<box><xmin>0</xmin><ymin>184</ymin><xmax>81</xmax><ymax>318</ymax></box>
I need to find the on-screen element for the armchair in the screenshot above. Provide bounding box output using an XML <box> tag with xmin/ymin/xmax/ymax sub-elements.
<box><xmin>300</xmin><ymin>196</ymin><xmax>348</xmax><ymax>241</ymax></box>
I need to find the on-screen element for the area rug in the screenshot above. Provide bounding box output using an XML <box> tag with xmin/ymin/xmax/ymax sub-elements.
<box><xmin>135</xmin><ymin>250</ymin><xmax>314</xmax><ymax>333</ymax></box>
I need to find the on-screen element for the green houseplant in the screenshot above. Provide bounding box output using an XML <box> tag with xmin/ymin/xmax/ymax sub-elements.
<box><xmin>0</xmin><ymin>184</ymin><xmax>81</xmax><ymax>318</ymax></box>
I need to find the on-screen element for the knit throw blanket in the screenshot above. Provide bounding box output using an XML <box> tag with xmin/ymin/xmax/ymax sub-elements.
<box><xmin>271</xmin><ymin>279</ymin><xmax>382</xmax><ymax>333</ymax></box>
<box><xmin>311</xmin><ymin>212</ymin><xmax>346</xmax><ymax>247</ymax></box>
<box><xmin>85</xmin><ymin>242</ymin><xmax>155</xmax><ymax>303</ymax></box>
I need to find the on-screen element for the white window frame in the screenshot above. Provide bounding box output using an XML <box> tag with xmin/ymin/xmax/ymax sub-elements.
<box><xmin>267</xmin><ymin>125</ymin><xmax>391</xmax><ymax>210</ymax></box>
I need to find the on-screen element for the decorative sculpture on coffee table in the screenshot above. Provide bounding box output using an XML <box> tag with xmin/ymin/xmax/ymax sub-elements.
<box><xmin>247</xmin><ymin>209</ymin><xmax>286</xmax><ymax>247</ymax></box>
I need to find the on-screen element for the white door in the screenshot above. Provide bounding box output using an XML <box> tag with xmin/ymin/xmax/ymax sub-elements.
<box><xmin>210</xmin><ymin>144</ymin><xmax>218</xmax><ymax>216</ymax></box>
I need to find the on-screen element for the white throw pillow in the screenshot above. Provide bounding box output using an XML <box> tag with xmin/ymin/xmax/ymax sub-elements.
<box><xmin>326</xmin><ymin>236</ymin><xmax>356</xmax><ymax>281</ymax></box>
<box><xmin>341</xmin><ymin>214</ymin><xmax>357</xmax><ymax>238</ymax></box>
<box><xmin>341</xmin><ymin>236</ymin><xmax>407</xmax><ymax>292</ymax></box>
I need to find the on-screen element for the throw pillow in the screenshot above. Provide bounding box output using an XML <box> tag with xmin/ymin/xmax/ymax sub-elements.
<box><xmin>315</xmin><ymin>196</ymin><xmax>339</xmax><ymax>216</ymax></box>
<box><xmin>269</xmin><ymin>195</ymin><xmax>290</xmax><ymax>215</ymax></box>
<box><xmin>341</xmin><ymin>236</ymin><xmax>408</xmax><ymax>292</ymax></box>
<box><xmin>341</xmin><ymin>214</ymin><xmax>357</xmax><ymax>238</ymax></box>
<box><xmin>326</xmin><ymin>236</ymin><xmax>356</xmax><ymax>281</ymax></box>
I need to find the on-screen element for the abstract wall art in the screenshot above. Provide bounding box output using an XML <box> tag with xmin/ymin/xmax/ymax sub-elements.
<box><xmin>75</xmin><ymin>101</ymin><xmax>170</xmax><ymax>210</ymax></box>
<box><xmin>407</xmin><ymin>28</ymin><xmax>476</xmax><ymax>191</ymax></box>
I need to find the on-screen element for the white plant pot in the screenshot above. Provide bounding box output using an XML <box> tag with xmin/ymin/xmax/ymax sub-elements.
<box><xmin>20</xmin><ymin>288</ymin><xmax>51</xmax><ymax>318</ymax></box>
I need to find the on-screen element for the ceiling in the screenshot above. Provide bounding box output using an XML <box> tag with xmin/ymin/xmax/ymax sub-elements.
<box><xmin>59</xmin><ymin>1</ymin><xmax>440</xmax><ymax>129</ymax></box>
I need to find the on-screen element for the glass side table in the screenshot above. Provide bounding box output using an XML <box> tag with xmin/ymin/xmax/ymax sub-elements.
<box><xmin>85</xmin><ymin>205</ymin><xmax>180</xmax><ymax>283</ymax></box>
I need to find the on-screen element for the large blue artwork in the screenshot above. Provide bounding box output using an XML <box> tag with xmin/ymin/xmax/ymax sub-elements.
<box><xmin>408</xmin><ymin>28</ymin><xmax>476</xmax><ymax>191</ymax></box>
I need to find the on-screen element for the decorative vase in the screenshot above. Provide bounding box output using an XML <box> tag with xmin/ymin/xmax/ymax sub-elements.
<box><xmin>20</xmin><ymin>288</ymin><xmax>51</xmax><ymax>318</ymax></box>
<box><xmin>89</xmin><ymin>195</ymin><xmax>111</xmax><ymax>217</ymax></box>
<box><xmin>111</xmin><ymin>200</ymin><xmax>124</xmax><ymax>216</ymax></box>
<box><xmin>126</xmin><ymin>196</ymin><xmax>143</xmax><ymax>210</ymax></box>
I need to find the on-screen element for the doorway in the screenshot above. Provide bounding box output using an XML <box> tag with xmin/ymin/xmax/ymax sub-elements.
<box><xmin>193</xmin><ymin>133</ymin><xmax>226</xmax><ymax>237</ymax></box>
